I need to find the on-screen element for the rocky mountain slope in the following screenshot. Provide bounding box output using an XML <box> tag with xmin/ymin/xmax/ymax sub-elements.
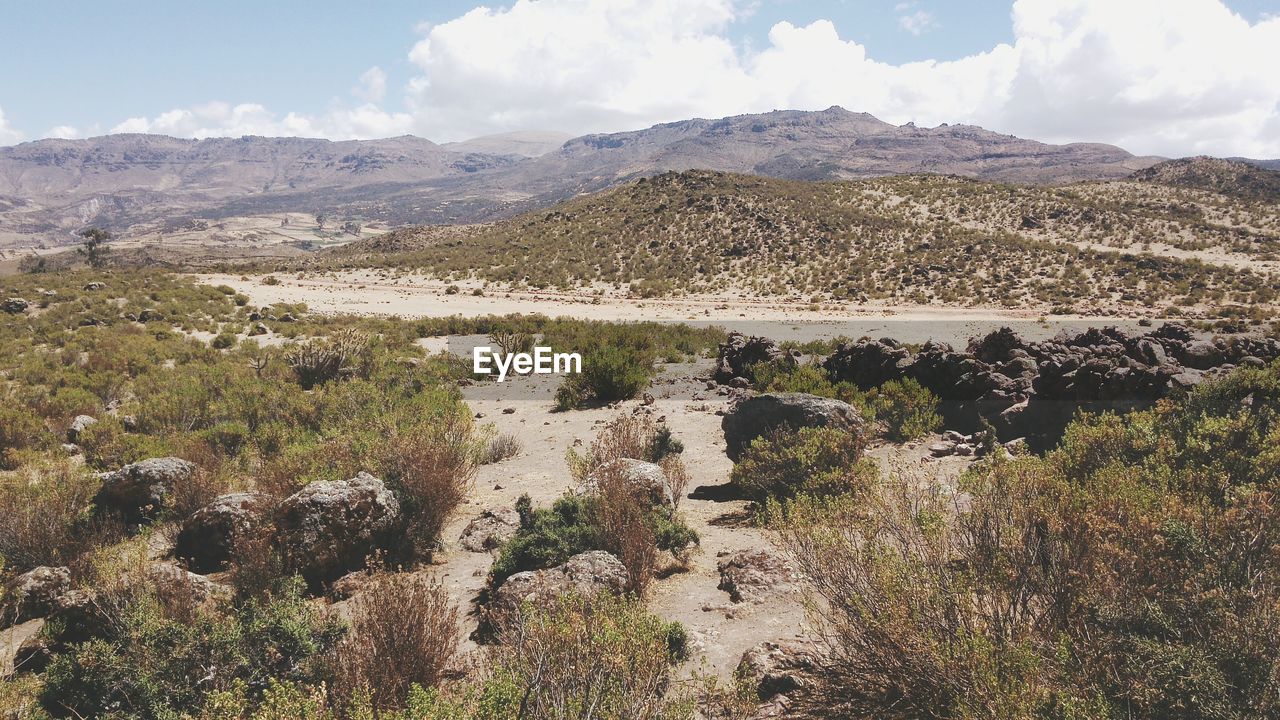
<box><xmin>1132</xmin><ymin>156</ymin><xmax>1280</xmax><ymax>203</ymax></box>
<box><xmin>0</xmin><ymin>108</ymin><xmax>1164</xmax><ymax>246</ymax></box>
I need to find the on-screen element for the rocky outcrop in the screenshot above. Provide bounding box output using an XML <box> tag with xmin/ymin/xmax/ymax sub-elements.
<box><xmin>66</xmin><ymin>415</ymin><xmax>97</xmax><ymax>443</ymax></box>
<box><xmin>717</xmin><ymin>549</ymin><xmax>798</xmax><ymax>603</ymax></box>
<box><xmin>146</xmin><ymin>563</ymin><xmax>230</xmax><ymax>604</ymax></box>
<box><xmin>822</xmin><ymin>324</ymin><xmax>1280</xmax><ymax>447</ymax></box>
<box><xmin>458</xmin><ymin>507</ymin><xmax>521</xmax><ymax>553</ymax></box>
<box><xmin>3</xmin><ymin>567</ymin><xmax>71</xmax><ymax>626</ymax></box>
<box><xmin>715</xmin><ymin>332</ymin><xmax>795</xmax><ymax>384</ymax></box>
<box><xmin>2</xmin><ymin>298</ymin><xmax>29</xmax><ymax>314</ymax></box>
<box><xmin>174</xmin><ymin>492</ymin><xmax>270</xmax><ymax>573</ymax></box>
<box><xmin>581</xmin><ymin>458</ymin><xmax>675</xmax><ymax>507</ymax></box>
<box><xmin>490</xmin><ymin>551</ymin><xmax>629</xmax><ymax>616</ymax></box>
<box><xmin>737</xmin><ymin>639</ymin><xmax>822</xmax><ymax>713</ymax></box>
<box><xmin>275</xmin><ymin>472</ymin><xmax>403</xmax><ymax>587</ymax></box>
<box><xmin>722</xmin><ymin>393</ymin><xmax>865</xmax><ymax>461</ymax></box>
<box><xmin>94</xmin><ymin>457</ymin><xmax>197</xmax><ymax>521</ymax></box>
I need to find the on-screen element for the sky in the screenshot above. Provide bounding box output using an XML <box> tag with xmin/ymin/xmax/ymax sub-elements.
<box><xmin>1</xmin><ymin>0</ymin><xmax>1279</xmax><ymax>157</ymax></box>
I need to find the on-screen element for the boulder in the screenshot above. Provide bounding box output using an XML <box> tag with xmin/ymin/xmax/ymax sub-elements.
<box><xmin>94</xmin><ymin>457</ymin><xmax>197</xmax><ymax>521</ymax></box>
<box><xmin>582</xmin><ymin>458</ymin><xmax>675</xmax><ymax>507</ymax></box>
<box><xmin>66</xmin><ymin>415</ymin><xmax>97</xmax><ymax>443</ymax></box>
<box><xmin>715</xmin><ymin>332</ymin><xmax>794</xmax><ymax>384</ymax></box>
<box><xmin>738</xmin><ymin>639</ymin><xmax>821</xmax><ymax>702</ymax></box>
<box><xmin>2</xmin><ymin>298</ymin><xmax>29</xmax><ymax>314</ymax></box>
<box><xmin>491</xmin><ymin>550</ymin><xmax>629</xmax><ymax>615</ymax></box>
<box><xmin>459</xmin><ymin>507</ymin><xmax>521</xmax><ymax>553</ymax></box>
<box><xmin>82</xmin><ymin>281</ymin><xmax>106</xmax><ymax>291</ymax></box>
<box><xmin>146</xmin><ymin>563</ymin><xmax>230</xmax><ymax>604</ymax></box>
<box><xmin>275</xmin><ymin>472</ymin><xmax>403</xmax><ymax>587</ymax></box>
<box><xmin>717</xmin><ymin>549</ymin><xmax>797</xmax><ymax>603</ymax></box>
<box><xmin>3</xmin><ymin>566</ymin><xmax>71</xmax><ymax>625</ymax></box>
<box><xmin>174</xmin><ymin>492</ymin><xmax>270</xmax><ymax>573</ymax></box>
<box><xmin>722</xmin><ymin>393</ymin><xmax>865</xmax><ymax>461</ymax></box>
<box><xmin>1180</xmin><ymin>340</ymin><xmax>1223</xmax><ymax>370</ymax></box>
<box><xmin>824</xmin><ymin>339</ymin><xmax>913</xmax><ymax>389</ymax></box>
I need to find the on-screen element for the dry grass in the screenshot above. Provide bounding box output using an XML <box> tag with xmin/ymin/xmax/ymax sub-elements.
<box><xmin>0</xmin><ymin>459</ymin><xmax>100</xmax><ymax>571</ymax></box>
<box><xmin>327</xmin><ymin>571</ymin><xmax>460</xmax><ymax>710</ymax></box>
<box><xmin>380</xmin><ymin>414</ymin><xmax>477</xmax><ymax>559</ymax></box>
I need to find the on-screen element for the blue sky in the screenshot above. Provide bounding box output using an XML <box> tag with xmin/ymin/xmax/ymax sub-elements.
<box><xmin>2</xmin><ymin>0</ymin><xmax>1279</xmax><ymax>156</ymax></box>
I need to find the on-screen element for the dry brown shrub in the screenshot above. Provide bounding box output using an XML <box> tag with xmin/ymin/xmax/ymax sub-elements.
<box><xmin>327</xmin><ymin>572</ymin><xmax>460</xmax><ymax>710</ymax></box>
<box><xmin>380</xmin><ymin>414</ymin><xmax>476</xmax><ymax>559</ymax></box>
<box><xmin>0</xmin><ymin>459</ymin><xmax>99</xmax><ymax>571</ymax></box>
<box><xmin>592</xmin><ymin>460</ymin><xmax>658</xmax><ymax>595</ymax></box>
<box><xmin>225</xmin><ymin>505</ymin><xmax>285</xmax><ymax>602</ymax></box>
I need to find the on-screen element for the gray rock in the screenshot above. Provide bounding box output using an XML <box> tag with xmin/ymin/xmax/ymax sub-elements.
<box><xmin>582</xmin><ymin>458</ymin><xmax>675</xmax><ymax>507</ymax></box>
<box><xmin>722</xmin><ymin>393</ymin><xmax>865</xmax><ymax>461</ymax></box>
<box><xmin>459</xmin><ymin>507</ymin><xmax>521</xmax><ymax>552</ymax></box>
<box><xmin>174</xmin><ymin>492</ymin><xmax>270</xmax><ymax>573</ymax></box>
<box><xmin>82</xmin><ymin>281</ymin><xmax>106</xmax><ymax>291</ymax></box>
<box><xmin>94</xmin><ymin>457</ymin><xmax>197</xmax><ymax>521</ymax></box>
<box><xmin>717</xmin><ymin>549</ymin><xmax>797</xmax><ymax>603</ymax></box>
<box><xmin>146</xmin><ymin>563</ymin><xmax>230</xmax><ymax>604</ymax></box>
<box><xmin>929</xmin><ymin>441</ymin><xmax>957</xmax><ymax>457</ymax></box>
<box><xmin>66</xmin><ymin>415</ymin><xmax>97</xmax><ymax>443</ymax></box>
<box><xmin>737</xmin><ymin>639</ymin><xmax>821</xmax><ymax>702</ymax></box>
<box><xmin>276</xmin><ymin>472</ymin><xmax>403</xmax><ymax>587</ymax></box>
<box><xmin>2</xmin><ymin>298</ymin><xmax>29</xmax><ymax>314</ymax></box>
<box><xmin>1181</xmin><ymin>340</ymin><xmax>1222</xmax><ymax>370</ymax></box>
<box><xmin>491</xmin><ymin>550</ymin><xmax>628</xmax><ymax>615</ymax></box>
<box><xmin>3</xmin><ymin>566</ymin><xmax>71</xmax><ymax>625</ymax></box>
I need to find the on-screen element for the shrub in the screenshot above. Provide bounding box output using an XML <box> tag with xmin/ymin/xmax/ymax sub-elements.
<box><xmin>731</xmin><ymin>426</ymin><xmax>875</xmax><ymax>503</ymax></box>
<box><xmin>379</xmin><ymin>415</ymin><xmax>476</xmax><ymax>560</ymax></box>
<box><xmin>0</xmin><ymin>459</ymin><xmax>99</xmax><ymax>571</ymax></box>
<box><xmin>490</xmin><ymin>494</ymin><xmax>599</xmax><ymax>588</ymax></box>
<box><xmin>566</xmin><ymin>413</ymin><xmax>683</xmax><ymax>483</ymax></box>
<box><xmin>283</xmin><ymin>329</ymin><xmax>371</xmax><ymax>389</ymax></box>
<box><xmin>487</xmin><ymin>592</ymin><xmax>695</xmax><ymax>719</ymax></box>
<box><xmin>479</xmin><ymin>432</ymin><xmax>522</xmax><ymax>464</ymax></box>
<box><xmin>869</xmin><ymin>377</ymin><xmax>941</xmax><ymax>441</ymax></box>
<box><xmin>211</xmin><ymin>331</ymin><xmax>238</xmax><ymax>350</ymax></box>
<box><xmin>555</xmin><ymin>344</ymin><xmax>651</xmax><ymax>410</ymax></box>
<box><xmin>326</xmin><ymin>572</ymin><xmax>459</xmax><ymax>711</ymax></box>
<box><xmin>0</xmin><ymin>404</ymin><xmax>51</xmax><ymax>469</ymax></box>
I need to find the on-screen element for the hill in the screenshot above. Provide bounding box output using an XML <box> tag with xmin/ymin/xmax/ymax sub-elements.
<box><xmin>335</xmin><ymin>170</ymin><xmax>1279</xmax><ymax>316</ymax></box>
<box><xmin>1132</xmin><ymin>157</ymin><xmax>1280</xmax><ymax>203</ymax></box>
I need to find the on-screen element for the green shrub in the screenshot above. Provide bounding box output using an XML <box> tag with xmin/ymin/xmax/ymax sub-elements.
<box><xmin>731</xmin><ymin>426</ymin><xmax>875</xmax><ymax>503</ymax></box>
<box><xmin>211</xmin><ymin>331</ymin><xmax>238</xmax><ymax>350</ymax></box>
<box><xmin>0</xmin><ymin>404</ymin><xmax>51</xmax><ymax>469</ymax></box>
<box><xmin>555</xmin><ymin>344</ymin><xmax>651</xmax><ymax>410</ymax></box>
<box><xmin>869</xmin><ymin>377</ymin><xmax>942</xmax><ymax>441</ymax></box>
<box><xmin>490</xmin><ymin>494</ymin><xmax>599</xmax><ymax>588</ymax></box>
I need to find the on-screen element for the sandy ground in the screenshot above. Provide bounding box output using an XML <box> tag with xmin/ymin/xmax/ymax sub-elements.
<box><xmin>433</xmin><ymin>358</ymin><xmax>974</xmax><ymax>681</ymax></box>
<box><xmin>196</xmin><ymin>270</ymin><xmax>1157</xmax><ymax>345</ymax></box>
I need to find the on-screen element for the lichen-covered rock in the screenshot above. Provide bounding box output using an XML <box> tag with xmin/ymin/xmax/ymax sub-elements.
<box><xmin>491</xmin><ymin>550</ymin><xmax>629</xmax><ymax>615</ymax></box>
<box><xmin>458</xmin><ymin>507</ymin><xmax>521</xmax><ymax>553</ymax></box>
<box><xmin>94</xmin><ymin>457</ymin><xmax>197</xmax><ymax>521</ymax></box>
<box><xmin>66</xmin><ymin>415</ymin><xmax>97</xmax><ymax>443</ymax></box>
<box><xmin>275</xmin><ymin>472</ymin><xmax>403</xmax><ymax>587</ymax></box>
<box><xmin>581</xmin><ymin>458</ymin><xmax>675</xmax><ymax>507</ymax></box>
<box><xmin>717</xmin><ymin>549</ymin><xmax>797</xmax><ymax>603</ymax></box>
<box><xmin>174</xmin><ymin>492</ymin><xmax>270</xmax><ymax>573</ymax></box>
<box><xmin>722</xmin><ymin>393</ymin><xmax>865</xmax><ymax>461</ymax></box>
<box><xmin>146</xmin><ymin>563</ymin><xmax>230</xmax><ymax>604</ymax></box>
<box><xmin>3</xmin><ymin>566</ymin><xmax>71</xmax><ymax>625</ymax></box>
<box><xmin>2</xmin><ymin>298</ymin><xmax>29</xmax><ymax>314</ymax></box>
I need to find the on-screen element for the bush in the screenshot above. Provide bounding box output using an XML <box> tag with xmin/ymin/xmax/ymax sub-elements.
<box><xmin>326</xmin><ymin>572</ymin><xmax>459</xmax><ymax>711</ymax></box>
<box><xmin>283</xmin><ymin>329</ymin><xmax>371</xmax><ymax>389</ymax></box>
<box><xmin>869</xmin><ymin>377</ymin><xmax>941</xmax><ymax>442</ymax></box>
<box><xmin>566</xmin><ymin>413</ymin><xmax>684</xmax><ymax>483</ymax></box>
<box><xmin>487</xmin><ymin>592</ymin><xmax>695</xmax><ymax>719</ymax></box>
<box><xmin>490</xmin><ymin>494</ymin><xmax>599</xmax><ymax>588</ymax></box>
<box><xmin>211</xmin><ymin>331</ymin><xmax>238</xmax><ymax>350</ymax></box>
<box><xmin>731</xmin><ymin>426</ymin><xmax>875</xmax><ymax>503</ymax></box>
<box><xmin>379</xmin><ymin>415</ymin><xmax>476</xmax><ymax>560</ymax></box>
<box><xmin>479</xmin><ymin>432</ymin><xmax>522</xmax><ymax>464</ymax></box>
<box><xmin>555</xmin><ymin>344</ymin><xmax>651</xmax><ymax>410</ymax></box>
<box><xmin>0</xmin><ymin>405</ymin><xmax>51</xmax><ymax>469</ymax></box>
<box><xmin>0</xmin><ymin>459</ymin><xmax>99</xmax><ymax>571</ymax></box>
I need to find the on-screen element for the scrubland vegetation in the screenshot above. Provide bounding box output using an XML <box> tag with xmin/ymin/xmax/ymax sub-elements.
<box><xmin>3</xmin><ymin>265</ymin><xmax>1278</xmax><ymax>719</ymax></box>
<box><xmin>328</xmin><ymin>169</ymin><xmax>1280</xmax><ymax>317</ymax></box>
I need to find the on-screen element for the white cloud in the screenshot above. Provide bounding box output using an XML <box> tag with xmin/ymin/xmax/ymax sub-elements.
<box><xmin>30</xmin><ymin>0</ymin><xmax>1280</xmax><ymax>157</ymax></box>
<box><xmin>0</xmin><ymin>106</ymin><xmax>24</xmax><ymax>146</ymax></box>
<box><xmin>895</xmin><ymin>3</ymin><xmax>937</xmax><ymax>35</ymax></box>
<box><xmin>44</xmin><ymin>125</ymin><xmax>79</xmax><ymax>139</ymax></box>
<box><xmin>354</xmin><ymin>66</ymin><xmax>388</xmax><ymax>104</ymax></box>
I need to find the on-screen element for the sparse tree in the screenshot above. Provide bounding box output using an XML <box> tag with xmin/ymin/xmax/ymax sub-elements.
<box><xmin>314</xmin><ymin>213</ymin><xmax>327</xmax><ymax>231</ymax></box>
<box><xmin>77</xmin><ymin>226</ymin><xmax>112</xmax><ymax>268</ymax></box>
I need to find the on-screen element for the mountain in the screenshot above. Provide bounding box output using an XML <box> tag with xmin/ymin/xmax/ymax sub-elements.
<box><xmin>0</xmin><ymin>107</ymin><xmax>1168</xmax><ymax>246</ymax></box>
<box><xmin>442</xmin><ymin>131</ymin><xmax>572</xmax><ymax>158</ymax></box>
<box><xmin>1132</xmin><ymin>157</ymin><xmax>1280</xmax><ymax>203</ymax></box>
